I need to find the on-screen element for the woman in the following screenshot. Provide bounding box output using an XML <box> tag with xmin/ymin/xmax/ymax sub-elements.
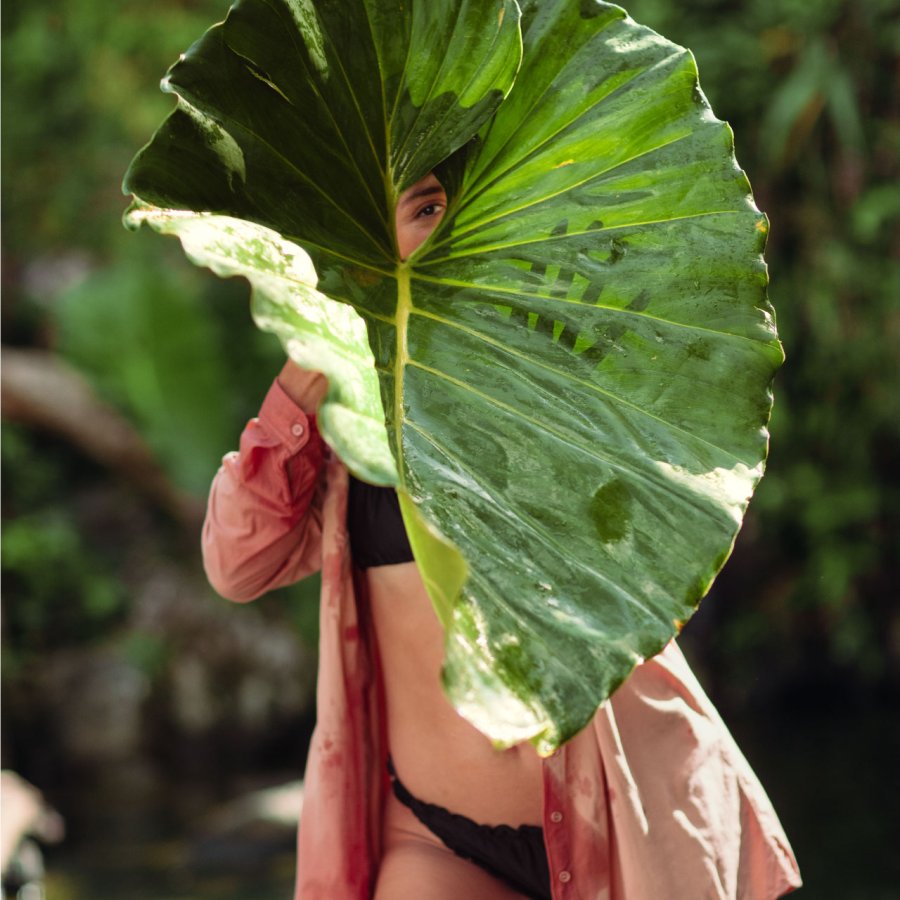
<box><xmin>202</xmin><ymin>174</ymin><xmax>801</xmax><ymax>900</ymax></box>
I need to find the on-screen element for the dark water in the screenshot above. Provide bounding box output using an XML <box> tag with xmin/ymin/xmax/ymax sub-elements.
<box><xmin>41</xmin><ymin>774</ymin><xmax>296</xmax><ymax>900</ymax></box>
<box><xmin>37</xmin><ymin>704</ymin><xmax>900</xmax><ymax>899</ymax></box>
<box><xmin>726</xmin><ymin>704</ymin><xmax>900</xmax><ymax>900</ymax></box>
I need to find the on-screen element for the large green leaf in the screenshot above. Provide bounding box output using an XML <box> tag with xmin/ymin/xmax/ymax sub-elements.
<box><xmin>124</xmin><ymin>0</ymin><xmax>782</xmax><ymax>753</ymax></box>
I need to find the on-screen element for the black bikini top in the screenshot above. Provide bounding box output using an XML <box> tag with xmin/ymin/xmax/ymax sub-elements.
<box><xmin>347</xmin><ymin>475</ymin><xmax>414</xmax><ymax>568</ymax></box>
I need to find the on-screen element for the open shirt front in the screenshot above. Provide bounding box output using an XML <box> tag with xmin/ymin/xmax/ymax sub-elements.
<box><xmin>202</xmin><ymin>378</ymin><xmax>802</xmax><ymax>900</ymax></box>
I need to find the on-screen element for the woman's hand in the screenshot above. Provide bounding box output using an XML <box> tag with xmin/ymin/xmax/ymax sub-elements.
<box><xmin>277</xmin><ymin>360</ymin><xmax>328</xmax><ymax>413</ymax></box>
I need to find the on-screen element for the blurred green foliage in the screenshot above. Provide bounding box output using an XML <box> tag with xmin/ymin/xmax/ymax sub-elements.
<box><xmin>1</xmin><ymin>425</ymin><xmax>127</xmax><ymax>673</ymax></box>
<box><xmin>1</xmin><ymin>0</ymin><xmax>314</xmax><ymax>674</ymax></box>
<box><xmin>625</xmin><ymin>0</ymin><xmax>900</xmax><ymax>696</ymax></box>
<box><xmin>55</xmin><ymin>249</ymin><xmax>234</xmax><ymax>494</ymax></box>
<box><xmin>2</xmin><ymin>0</ymin><xmax>898</xmax><ymax>740</ymax></box>
<box><xmin>3</xmin><ymin>0</ymin><xmax>231</xmax><ymax>257</ymax></box>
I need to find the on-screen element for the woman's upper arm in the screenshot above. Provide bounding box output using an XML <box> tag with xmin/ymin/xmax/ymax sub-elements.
<box><xmin>202</xmin><ymin>378</ymin><xmax>327</xmax><ymax>602</ymax></box>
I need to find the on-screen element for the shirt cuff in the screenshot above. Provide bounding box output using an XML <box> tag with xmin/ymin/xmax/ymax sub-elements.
<box><xmin>257</xmin><ymin>378</ymin><xmax>319</xmax><ymax>452</ymax></box>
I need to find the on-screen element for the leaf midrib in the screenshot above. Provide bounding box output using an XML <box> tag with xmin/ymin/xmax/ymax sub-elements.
<box><xmin>394</xmin><ymin>265</ymin><xmax>412</xmax><ymax>485</ymax></box>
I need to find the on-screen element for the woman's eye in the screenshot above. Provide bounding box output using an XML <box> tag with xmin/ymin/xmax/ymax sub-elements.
<box><xmin>416</xmin><ymin>202</ymin><xmax>444</xmax><ymax>219</ymax></box>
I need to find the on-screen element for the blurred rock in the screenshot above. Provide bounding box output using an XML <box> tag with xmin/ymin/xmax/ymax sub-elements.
<box><xmin>203</xmin><ymin>780</ymin><xmax>304</xmax><ymax>832</ymax></box>
<box><xmin>189</xmin><ymin>780</ymin><xmax>303</xmax><ymax>872</ymax></box>
<box><xmin>129</xmin><ymin>561</ymin><xmax>316</xmax><ymax>737</ymax></box>
<box><xmin>40</xmin><ymin>650</ymin><xmax>149</xmax><ymax>764</ymax></box>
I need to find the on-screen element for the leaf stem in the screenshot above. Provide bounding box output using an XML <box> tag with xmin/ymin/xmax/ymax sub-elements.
<box><xmin>394</xmin><ymin>264</ymin><xmax>411</xmax><ymax>482</ymax></box>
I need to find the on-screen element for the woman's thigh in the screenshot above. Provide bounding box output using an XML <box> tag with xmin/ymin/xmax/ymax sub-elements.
<box><xmin>374</xmin><ymin>791</ymin><xmax>530</xmax><ymax>900</ymax></box>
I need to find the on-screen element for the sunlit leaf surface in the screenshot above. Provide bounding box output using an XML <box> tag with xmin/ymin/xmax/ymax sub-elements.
<box><xmin>125</xmin><ymin>0</ymin><xmax>782</xmax><ymax>752</ymax></box>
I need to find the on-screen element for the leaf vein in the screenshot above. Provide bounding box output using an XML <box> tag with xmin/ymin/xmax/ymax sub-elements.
<box><xmin>405</xmin><ymin>360</ymin><xmax>730</xmax><ymax>528</ymax></box>
<box><xmin>404</xmin><ymin>419</ymin><xmax>668</xmax><ymax>628</ymax></box>
<box><xmin>409</xmin><ymin>273</ymin><xmax>767</xmax><ymax>347</ymax></box>
<box><xmin>409</xmin><ymin>307</ymin><xmax>744</xmax><ymax>465</ymax></box>
<box><xmin>435</xmin><ymin>129</ymin><xmax>695</xmax><ymax>246</ymax></box>
<box><xmin>423</xmin><ymin>209</ymin><xmax>742</xmax><ymax>261</ymax></box>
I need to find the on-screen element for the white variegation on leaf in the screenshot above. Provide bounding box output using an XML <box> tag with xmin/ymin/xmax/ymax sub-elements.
<box><xmin>126</xmin><ymin>205</ymin><xmax>395</xmax><ymax>483</ymax></box>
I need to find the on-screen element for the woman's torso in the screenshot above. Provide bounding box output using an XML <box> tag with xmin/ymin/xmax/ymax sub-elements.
<box><xmin>348</xmin><ymin>476</ymin><xmax>544</xmax><ymax>827</ymax></box>
<box><xmin>367</xmin><ymin>561</ymin><xmax>545</xmax><ymax>827</ymax></box>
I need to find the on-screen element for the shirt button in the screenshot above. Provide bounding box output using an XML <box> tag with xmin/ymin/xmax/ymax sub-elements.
<box><xmin>550</xmin><ymin>811</ymin><xmax>563</xmax><ymax>823</ymax></box>
<box><xmin>291</xmin><ymin>423</ymin><xmax>305</xmax><ymax>437</ymax></box>
<box><xmin>558</xmin><ymin>870</ymin><xmax>571</xmax><ymax>883</ymax></box>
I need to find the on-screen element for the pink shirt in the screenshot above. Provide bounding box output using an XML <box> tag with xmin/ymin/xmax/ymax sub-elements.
<box><xmin>203</xmin><ymin>379</ymin><xmax>802</xmax><ymax>900</ymax></box>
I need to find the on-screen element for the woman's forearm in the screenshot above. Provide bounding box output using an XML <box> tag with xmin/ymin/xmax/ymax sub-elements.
<box><xmin>202</xmin><ymin>374</ymin><xmax>327</xmax><ymax>601</ymax></box>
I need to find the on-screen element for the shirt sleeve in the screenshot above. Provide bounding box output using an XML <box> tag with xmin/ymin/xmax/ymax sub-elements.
<box><xmin>202</xmin><ymin>378</ymin><xmax>326</xmax><ymax>602</ymax></box>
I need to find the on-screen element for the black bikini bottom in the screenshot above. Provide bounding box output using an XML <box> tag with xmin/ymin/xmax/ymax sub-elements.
<box><xmin>387</xmin><ymin>758</ymin><xmax>552</xmax><ymax>899</ymax></box>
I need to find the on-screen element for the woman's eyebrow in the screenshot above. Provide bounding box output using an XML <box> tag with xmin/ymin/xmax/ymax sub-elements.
<box><xmin>399</xmin><ymin>185</ymin><xmax>445</xmax><ymax>207</ymax></box>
